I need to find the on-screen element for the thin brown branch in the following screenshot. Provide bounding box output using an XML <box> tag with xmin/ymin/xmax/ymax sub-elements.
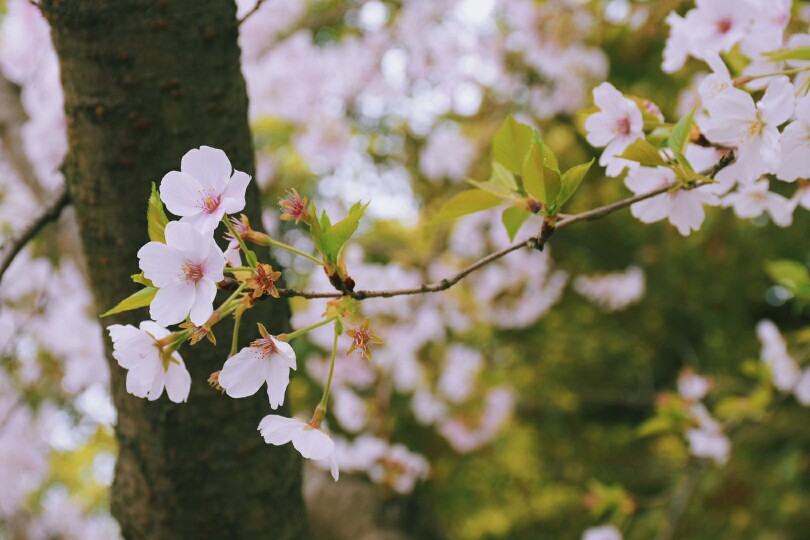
<box><xmin>276</xmin><ymin>155</ymin><xmax>735</xmax><ymax>301</ymax></box>
<box><xmin>0</xmin><ymin>187</ymin><xmax>70</xmax><ymax>284</ymax></box>
<box><xmin>238</xmin><ymin>0</ymin><xmax>267</xmax><ymax>26</ymax></box>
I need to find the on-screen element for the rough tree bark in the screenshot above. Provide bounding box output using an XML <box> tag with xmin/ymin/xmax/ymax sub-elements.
<box><xmin>39</xmin><ymin>1</ymin><xmax>309</xmax><ymax>538</ymax></box>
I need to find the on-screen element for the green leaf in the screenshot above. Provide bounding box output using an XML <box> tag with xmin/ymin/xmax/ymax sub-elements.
<box><xmin>766</xmin><ymin>260</ymin><xmax>810</xmax><ymax>291</ymax></box>
<box><xmin>522</xmin><ymin>141</ymin><xmax>544</xmax><ymax>204</ymax></box>
<box><xmin>522</xmin><ymin>135</ymin><xmax>560</xmax><ymax>206</ymax></box>
<box><xmin>556</xmin><ymin>159</ymin><xmax>594</xmax><ymax>208</ymax></box>
<box><xmin>147</xmin><ymin>182</ymin><xmax>169</xmax><ymax>243</ymax></box>
<box><xmin>618</xmin><ymin>139</ymin><xmax>666</xmax><ymax>167</ymax></box>
<box><xmin>466</xmin><ymin>162</ymin><xmax>518</xmax><ymax>198</ymax></box>
<box><xmin>308</xmin><ymin>202</ymin><xmax>326</xmax><ymax>255</ymax></box>
<box><xmin>668</xmin><ymin>109</ymin><xmax>695</xmax><ymax>155</ymax></box>
<box><xmin>433</xmin><ymin>190</ymin><xmax>502</xmax><ymax>224</ymax></box>
<box><xmin>100</xmin><ymin>287</ymin><xmax>157</xmax><ymax>318</ymax></box>
<box><xmin>321</xmin><ymin>202</ymin><xmax>369</xmax><ymax>262</ymax></box>
<box><xmin>764</xmin><ymin>46</ymin><xmax>810</xmax><ymax>61</ymax></box>
<box><xmin>131</xmin><ymin>272</ymin><xmax>154</xmax><ymax>287</ymax></box>
<box><xmin>492</xmin><ymin>115</ymin><xmax>534</xmax><ymax>174</ymax></box>
<box><xmin>501</xmin><ymin>207</ymin><xmax>530</xmax><ymax>242</ymax></box>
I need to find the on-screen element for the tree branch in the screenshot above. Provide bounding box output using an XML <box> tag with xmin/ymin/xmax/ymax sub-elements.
<box><xmin>0</xmin><ymin>187</ymin><xmax>70</xmax><ymax>283</ymax></box>
<box><xmin>238</xmin><ymin>0</ymin><xmax>266</xmax><ymax>26</ymax></box>
<box><xmin>276</xmin><ymin>158</ymin><xmax>734</xmax><ymax>301</ymax></box>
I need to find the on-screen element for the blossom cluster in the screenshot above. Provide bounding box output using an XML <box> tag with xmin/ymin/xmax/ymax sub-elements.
<box><xmin>585</xmin><ymin>1</ymin><xmax>810</xmax><ymax>236</ymax></box>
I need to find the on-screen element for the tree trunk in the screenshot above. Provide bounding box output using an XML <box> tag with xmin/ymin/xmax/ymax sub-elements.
<box><xmin>40</xmin><ymin>1</ymin><xmax>309</xmax><ymax>538</ymax></box>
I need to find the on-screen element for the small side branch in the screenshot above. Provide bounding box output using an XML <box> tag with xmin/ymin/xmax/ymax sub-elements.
<box><xmin>276</xmin><ymin>158</ymin><xmax>734</xmax><ymax>302</ymax></box>
<box><xmin>0</xmin><ymin>187</ymin><xmax>70</xmax><ymax>283</ymax></box>
<box><xmin>238</xmin><ymin>0</ymin><xmax>266</xmax><ymax>26</ymax></box>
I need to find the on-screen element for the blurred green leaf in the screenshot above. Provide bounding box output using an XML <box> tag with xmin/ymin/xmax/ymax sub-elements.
<box><xmin>618</xmin><ymin>139</ymin><xmax>666</xmax><ymax>167</ymax></box>
<box><xmin>492</xmin><ymin>115</ymin><xmax>534</xmax><ymax>174</ymax></box>
<box><xmin>502</xmin><ymin>207</ymin><xmax>530</xmax><ymax>242</ymax></box>
<box><xmin>433</xmin><ymin>190</ymin><xmax>502</xmax><ymax>224</ymax></box>
<box><xmin>147</xmin><ymin>182</ymin><xmax>169</xmax><ymax>243</ymax></box>
<box><xmin>100</xmin><ymin>287</ymin><xmax>157</xmax><ymax>317</ymax></box>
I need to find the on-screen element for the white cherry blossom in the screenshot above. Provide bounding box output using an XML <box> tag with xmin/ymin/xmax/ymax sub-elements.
<box><xmin>137</xmin><ymin>221</ymin><xmax>226</xmax><ymax>327</ymax></box>
<box><xmin>107</xmin><ymin>321</ymin><xmax>191</xmax><ymax>403</ymax></box>
<box><xmin>686</xmin><ymin>427</ymin><xmax>730</xmax><ymax>465</ymax></box>
<box><xmin>218</xmin><ymin>325</ymin><xmax>296</xmax><ymax>409</ymax></box>
<box><xmin>677</xmin><ymin>369</ymin><xmax>712</xmax><ymax>402</ymax></box>
<box><xmin>258</xmin><ymin>415</ymin><xmax>338</xmax><ymax>480</ymax></box>
<box><xmin>722</xmin><ymin>180</ymin><xmax>795</xmax><ymax>227</ymax></box>
<box><xmin>582</xmin><ymin>525</ymin><xmax>622</xmax><ymax>540</ymax></box>
<box><xmin>160</xmin><ymin>146</ymin><xmax>252</xmax><ymax>233</ymax></box>
<box><xmin>703</xmin><ymin>77</ymin><xmax>794</xmax><ymax>184</ymax></box>
<box><xmin>777</xmin><ymin>94</ymin><xmax>810</xmax><ymax>182</ymax></box>
<box><xmin>585</xmin><ymin>82</ymin><xmax>643</xmax><ymax>177</ymax></box>
<box><xmin>625</xmin><ymin>166</ymin><xmax>718</xmax><ymax>236</ymax></box>
<box><xmin>756</xmin><ymin>320</ymin><xmax>801</xmax><ymax>391</ymax></box>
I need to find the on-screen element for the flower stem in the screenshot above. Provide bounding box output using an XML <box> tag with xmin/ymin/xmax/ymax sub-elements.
<box><xmin>223</xmin><ymin>216</ymin><xmax>257</xmax><ymax>269</ymax></box>
<box><xmin>224</xmin><ymin>266</ymin><xmax>253</xmax><ymax>273</ymax></box>
<box><xmin>278</xmin><ymin>316</ymin><xmax>336</xmax><ymax>342</ymax></box>
<box><xmin>260</xmin><ymin>237</ymin><xmax>323</xmax><ymax>265</ymax></box>
<box><xmin>230</xmin><ymin>311</ymin><xmax>242</xmax><ymax>357</ymax></box>
<box><xmin>317</xmin><ymin>322</ymin><xmax>339</xmax><ymax>412</ymax></box>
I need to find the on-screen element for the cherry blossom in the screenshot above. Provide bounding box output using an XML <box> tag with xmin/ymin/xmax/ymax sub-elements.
<box><xmin>624</xmin><ymin>166</ymin><xmax>718</xmax><ymax>236</ymax></box>
<box><xmin>107</xmin><ymin>322</ymin><xmax>191</xmax><ymax>403</ymax></box>
<box><xmin>137</xmin><ymin>221</ymin><xmax>226</xmax><ymax>327</ymax></box>
<box><xmin>585</xmin><ymin>82</ymin><xmax>643</xmax><ymax>177</ymax></box>
<box><xmin>572</xmin><ymin>266</ymin><xmax>645</xmax><ymax>312</ymax></box>
<box><xmin>582</xmin><ymin>525</ymin><xmax>622</xmax><ymax>540</ymax></box>
<box><xmin>777</xmin><ymin>95</ymin><xmax>810</xmax><ymax>182</ymax></box>
<box><xmin>159</xmin><ymin>146</ymin><xmax>251</xmax><ymax>233</ymax></box>
<box><xmin>258</xmin><ymin>415</ymin><xmax>338</xmax><ymax>481</ymax></box>
<box><xmin>677</xmin><ymin>369</ymin><xmax>713</xmax><ymax>402</ymax></box>
<box><xmin>722</xmin><ymin>180</ymin><xmax>794</xmax><ymax>228</ymax></box>
<box><xmin>218</xmin><ymin>324</ymin><xmax>296</xmax><ymax>409</ymax></box>
<box><xmin>702</xmin><ymin>77</ymin><xmax>794</xmax><ymax>184</ymax></box>
<box><xmin>756</xmin><ymin>320</ymin><xmax>801</xmax><ymax>392</ymax></box>
<box><xmin>686</xmin><ymin>426</ymin><xmax>730</xmax><ymax>465</ymax></box>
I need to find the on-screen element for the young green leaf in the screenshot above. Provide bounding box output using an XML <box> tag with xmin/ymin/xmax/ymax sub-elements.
<box><xmin>433</xmin><ymin>190</ymin><xmax>502</xmax><ymax>224</ymax></box>
<box><xmin>100</xmin><ymin>287</ymin><xmax>157</xmax><ymax>318</ymax></box>
<box><xmin>764</xmin><ymin>46</ymin><xmax>810</xmax><ymax>61</ymax></box>
<box><xmin>668</xmin><ymin>108</ymin><xmax>695</xmax><ymax>154</ymax></box>
<box><xmin>321</xmin><ymin>202</ymin><xmax>369</xmax><ymax>262</ymax></box>
<box><xmin>501</xmin><ymin>207</ymin><xmax>530</xmax><ymax>242</ymax></box>
<box><xmin>492</xmin><ymin>115</ymin><xmax>534</xmax><ymax>174</ymax></box>
<box><xmin>522</xmin><ymin>135</ymin><xmax>560</xmax><ymax>206</ymax></box>
<box><xmin>466</xmin><ymin>162</ymin><xmax>518</xmax><ymax>198</ymax></box>
<box><xmin>618</xmin><ymin>139</ymin><xmax>666</xmax><ymax>167</ymax></box>
<box><xmin>147</xmin><ymin>182</ymin><xmax>169</xmax><ymax>243</ymax></box>
<box><xmin>556</xmin><ymin>159</ymin><xmax>594</xmax><ymax>208</ymax></box>
<box><xmin>131</xmin><ymin>272</ymin><xmax>154</xmax><ymax>287</ymax></box>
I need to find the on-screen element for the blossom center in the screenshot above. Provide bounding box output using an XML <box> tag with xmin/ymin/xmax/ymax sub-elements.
<box><xmin>615</xmin><ymin>117</ymin><xmax>631</xmax><ymax>136</ymax></box>
<box><xmin>744</xmin><ymin>116</ymin><xmax>764</xmax><ymax>143</ymax></box>
<box><xmin>716</xmin><ymin>18</ymin><xmax>732</xmax><ymax>34</ymax></box>
<box><xmin>198</xmin><ymin>189</ymin><xmax>222</xmax><ymax>215</ymax></box>
<box><xmin>182</xmin><ymin>262</ymin><xmax>204</xmax><ymax>283</ymax></box>
<box><xmin>251</xmin><ymin>336</ymin><xmax>279</xmax><ymax>357</ymax></box>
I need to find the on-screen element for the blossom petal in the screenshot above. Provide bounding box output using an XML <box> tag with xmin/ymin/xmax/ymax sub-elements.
<box><xmin>189</xmin><ymin>279</ymin><xmax>217</xmax><ymax>326</ymax></box>
<box><xmin>292</xmin><ymin>426</ymin><xmax>334</xmax><ymax>460</ymax></box>
<box><xmin>758</xmin><ymin>76</ymin><xmax>794</xmax><ymax>127</ymax></box>
<box><xmin>165</xmin><ymin>356</ymin><xmax>192</xmax><ymax>403</ymax></box>
<box><xmin>163</xmin><ymin>221</ymin><xmax>207</xmax><ymax>257</ymax></box>
<box><xmin>160</xmin><ymin>171</ymin><xmax>204</xmax><ymax>217</ymax></box>
<box><xmin>180</xmin><ymin>146</ymin><xmax>231</xmax><ymax>192</ymax></box>
<box><xmin>219</xmin><ymin>348</ymin><xmax>271</xmax><ymax>398</ymax></box>
<box><xmin>150</xmin><ymin>280</ymin><xmax>196</xmax><ymax>327</ymax></box>
<box><xmin>137</xmin><ymin>242</ymin><xmax>184</xmax><ymax>288</ymax></box>
<box><xmin>258</xmin><ymin>415</ymin><xmax>302</xmax><ymax>445</ymax></box>
<box><xmin>271</xmin><ymin>337</ymin><xmax>297</xmax><ymax>370</ymax></box>
<box><xmin>265</xmin><ymin>357</ymin><xmax>291</xmax><ymax>410</ymax></box>
<box><xmin>221</xmin><ymin>171</ymin><xmax>251</xmax><ymax>214</ymax></box>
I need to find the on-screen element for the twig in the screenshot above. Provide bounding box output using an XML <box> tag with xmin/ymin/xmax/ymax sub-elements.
<box><xmin>0</xmin><ymin>187</ymin><xmax>70</xmax><ymax>284</ymax></box>
<box><xmin>238</xmin><ymin>0</ymin><xmax>267</xmax><ymax>26</ymax></box>
<box><xmin>275</xmin><ymin>157</ymin><xmax>735</xmax><ymax>301</ymax></box>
